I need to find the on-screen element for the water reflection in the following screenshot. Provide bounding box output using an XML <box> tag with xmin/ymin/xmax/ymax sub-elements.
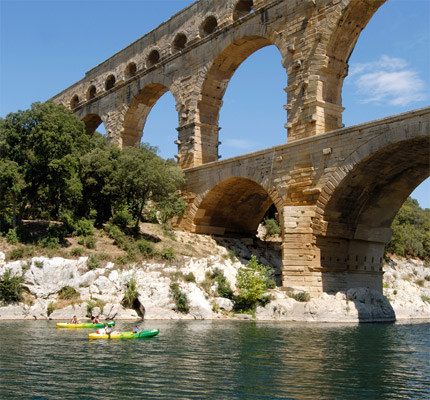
<box><xmin>0</xmin><ymin>320</ymin><xmax>428</xmax><ymax>399</ymax></box>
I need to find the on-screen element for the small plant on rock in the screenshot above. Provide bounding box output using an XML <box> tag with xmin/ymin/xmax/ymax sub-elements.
<box><xmin>0</xmin><ymin>269</ymin><xmax>24</xmax><ymax>304</ymax></box>
<box><xmin>122</xmin><ymin>276</ymin><xmax>138</xmax><ymax>308</ymax></box>
<box><xmin>170</xmin><ymin>282</ymin><xmax>189</xmax><ymax>313</ymax></box>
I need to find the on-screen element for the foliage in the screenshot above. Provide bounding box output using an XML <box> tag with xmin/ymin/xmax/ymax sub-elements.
<box><xmin>0</xmin><ymin>269</ymin><xmax>24</xmax><ymax>304</ymax></box>
<box><xmin>86</xmin><ymin>300</ymin><xmax>96</xmax><ymax>317</ymax></box>
<box><xmin>263</xmin><ymin>217</ymin><xmax>281</xmax><ymax>237</ymax></box>
<box><xmin>6</xmin><ymin>228</ymin><xmax>19</xmax><ymax>244</ymax></box>
<box><xmin>58</xmin><ymin>285</ymin><xmax>79</xmax><ymax>300</ymax></box>
<box><xmin>47</xmin><ymin>301</ymin><xmax>55</xmax><ymax>316</ymax></box>
<box><xmin>161</xmin><ymin>247</ymin><xmax>175</xmax><ymax>261</ymax></box>
<box><xmin>169</xmin><ymin>282</ymin><xmax>189</xmax><ymax>313</ymax></box>
<box><xmin>136</xmin><ymin>239</ymin><xmax>155</xmax><ymax>258</ymax></box>
<box><xmin>209</xmin><ymin>268</ymin><xmax>233</xmax><ymax>299</ymax></box>
<box><xmin>122</xmin><ymin>276</ymin><xmax>138</xmax><ymax>308</ymax></box>
<box><xmin>184</xmin><ymin>272</ymin><xmax>196</xmax><ymax>283</ymax></box>
<box><xmin>386</xmin><ymin>197</ymin><xmax>430</xmax><ymax>259</ymax></box>
<box><xmin>288</xmin><ymin>291</ymin><xmax>311</xmax><ymax>302</ymax></box>
<box><xmin>87</xmin><ymin>255</ymin><xmax>100</xmax><ymax>270</ymax></box>
<box><xmin>235</xmin><ymin>255</ymin><xmax>275</xmax><ymax>311</ymax></box>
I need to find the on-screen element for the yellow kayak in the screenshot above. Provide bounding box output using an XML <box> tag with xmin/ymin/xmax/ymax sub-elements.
<box><xmin>56</xmin><ymin>321</ymin><xmax>115</xmax><ymax>329</ymax></box>
<box><xmin>88</xmin><ymin>328</ymin><xmax>159</xmax><ymax>339</ymax></box>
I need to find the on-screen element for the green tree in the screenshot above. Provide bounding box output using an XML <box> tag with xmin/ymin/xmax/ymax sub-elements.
<box><xmin>386</xmin><ymin>197</ymin><xmax>430</xmax><ymax>259</ymax></box>
<box><xmin>114</xmin><ymin>144</ymin><xmax>185</xmax><ymax>228</ymax></box>
<box><xmin>0</xmin><ymin>102</ymin><xmax>92</xmax><ymax>226</ymax></box>
<box><xmin>235</xmin><ymin>255</ymin><xmax>274</xmax><ymax>310</ymax></box>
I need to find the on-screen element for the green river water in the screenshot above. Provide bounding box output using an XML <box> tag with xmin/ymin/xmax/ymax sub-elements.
<box><xmin>0</xmin><ymin>320</ymin><xmax>428</xmax><ymax>399</ymax></box>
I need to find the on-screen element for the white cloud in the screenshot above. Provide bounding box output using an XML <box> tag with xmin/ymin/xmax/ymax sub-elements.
<box><xmin>349</xmin><ymin>55</ymin><xmax>427</xmax><ymax>106</ymax></box>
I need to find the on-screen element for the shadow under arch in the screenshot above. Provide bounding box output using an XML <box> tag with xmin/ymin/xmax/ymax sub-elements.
<box><xmin>197</xmin><ymin>35</ymin><xmax>282</xmax><ymax>163</ymax></box>
<box><xmin>122</xmin><ymin>83</ymin><xmax>178</xmax><ymax>147</ymax></box>
<box><xmin>192</xmin><ymin>177</ymin><xmax>278</xmax><ymax>236</ymax></box>
<box><xmin>81</xmin><ymin>113</ymin><xmax>104</xmax><ymax>135</ymax></box>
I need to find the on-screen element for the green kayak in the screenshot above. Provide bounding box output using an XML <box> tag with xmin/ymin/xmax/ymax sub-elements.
<box><xmin>56</xmin><ymin>321</ymin><xmax>116</xmax><ymax>329</ymax></box>
<box><xmin>88</xmin><ymin>328</ymin><xmax>159</xmax><ymax>339</ymax></box>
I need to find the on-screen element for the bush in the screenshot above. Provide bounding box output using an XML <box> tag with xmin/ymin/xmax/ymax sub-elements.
<box><xmin>235</xmin><ymin>255</ymin><xmax>275</xmax><ymax>311</ymax></box>
<box><xmin>122</xmin><ymin>276</ymin><xmax>138</xmax><ymax>308</ymax></box>
<box><xmin>289</xmin><ymin>291</ymin><xmax>311</xmax><ymax>302</ymax></box>
<box><xmin>47</xmin><ymin>301</ymin><xmax>55</xmax><ymax>316</ymax></box>
<box><xmin>136</xmin><ymin>239</ymin><xmax>155</xmax><ymax>258</ymax></box>
<box><xmin>70</xmin><ymin>247</ymin><xmax>84</xmax><ymax>257</ymax></box>
<box><xmin>86</xmin><ymin>300</ymin><xmax>96</xmax><ymax>317</ymax></box>
<box><xmin>58</xmin><ymin>286</ymin><xmax>79</xmax><ymax>300</ymax></box>
<box><xmin>8</xmin><ymin>247</ymin><xmax>25</xmax><ymax>260</ymax></box>
<box><xmin>110</xmin><ymin>209</ymin><xmax>133</xmax><ymax>229</ymax></box>
<box><xmin>184</xmin><ymin>272</ymin><xmax>196</xmax><ymax>283</ymax></box>
<box><xmin>263</xmin><ymin>218</ymin><xmax>281</xmax><ymax>237</ymax></box>
<box><xmin>6</xmin><ymin>229</ymin><xmax>19</xmax><ymax>244</ymax></box>
<box><xmin>170</xmin><ymin>282</ymin><xmax>189</xmax><ymax>313</ymax></box>
<box><xmin>161</xmin><ymin>247</ymin><xmax>175</xmax><ymax>261</ymax></box>
<box><xmin>87</xmin><ymin>255</ymin><xmax>100</xmax><ymax>270</ymax></box>
<box><xmin>0</xmin><ymin>269</ymin><xmax>24</xmax><ymax>304</ymax></box>
<box><xmin>75</xmin><ymin>218</ymin><xmax>94</xmax><ymax>237</ymax></box>
<box><xmin>210</xmin><ymin>268</ymin><xmax>233</xmax><ymax>299</ymax></box>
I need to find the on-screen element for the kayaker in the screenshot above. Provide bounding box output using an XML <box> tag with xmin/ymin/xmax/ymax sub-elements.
<box><xmin>70</xmin><ymin>315</ymin><xmax>79</xmax><ymax>324</ymax></box>
<box><xmin>92</xmin><ymin>315</ymin><xmax>101</xmax><ymax>324</ymax></box>
<box><xmin>133</xmin><ymin>325</ymin><xmax>139</xmax><ymax>333</ymax></box>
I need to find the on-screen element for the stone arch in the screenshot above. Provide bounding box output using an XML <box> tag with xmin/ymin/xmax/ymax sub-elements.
<box><xmin>173</xmin><ymin>33</ymin><xmax>187</xmax><ymax>52</ymax></box>
<box><xmin>81</xmin><ymin>113</ymin><xmax>104</xmax><ymax>135</ymax></box>
<box><xmin>70</xmin><ymin>95</ymin><xmax>79</xmax><ymax>109</ymax></box>
<box><xmin>200</xmin><ymin>15</ymin><xmax>218</xmax><ymax>38</ymax></box>
<box><xmin>191</xmin><ymin>177</ymin><xmax>280</xmax><ymax>236</ymax></box>
<box><xmin>125</xmin><ymin>62</ymin><xmax>137</xmax><ymax>79</ymax></box>
<box><xmin>233</xmin><ymin>0</ymin><xmax>253</xmax><ymax>21</ymax></box>
<box><xmin>318</xmin><ymin>129</ymin><xmax>430</xmax><ymax>235</ymax></box>
<box><xmin>87</xmin><ymin>85</ymin><xmax>97</xmax><ymax>100</ymax></box>
<box><xmin>105</xmin><ymin>74</ymin><xmax>116</xmax><ymax>91</ymax></box>
<box><xmin>121</xmin><ymin>82</ymin><xmax>179</xmax><ymax>147</ymax></box>
<box><xmin>147</xmin><ymin>49</ymin><xmax>161</xmax><ymax>68</ymax></box>
<box><xmin>194</xmin><ymin>35</ymin><xmax>282</xmax><ymax>164</ymax></box>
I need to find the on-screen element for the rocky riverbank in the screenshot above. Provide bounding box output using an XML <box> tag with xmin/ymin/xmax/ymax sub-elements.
<box><xmin>1</xmin><ymin>236</ymin><xmax>429</xmax><ymax>323</ymax></box>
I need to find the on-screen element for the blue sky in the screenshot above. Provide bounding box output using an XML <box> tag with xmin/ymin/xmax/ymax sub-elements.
<box><xmin>0</xmin><ymin>0</ymin><xmax>429</xmax><ymax>208</ymax></box>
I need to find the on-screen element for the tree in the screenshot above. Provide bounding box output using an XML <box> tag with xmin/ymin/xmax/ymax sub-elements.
<box><xmin>114</xmin><ymin>144</ymin><xmax>185</xmax><ymax>228</ymax></box>
<box><xmin>0</xmin><ymin>102</ymin><xmax>92</xmax><ymax>226</ymax></box>
<box><xmin>235</xmin><ymin>255</ymin><xmax>274</xmax><ymax>310</ymax></box>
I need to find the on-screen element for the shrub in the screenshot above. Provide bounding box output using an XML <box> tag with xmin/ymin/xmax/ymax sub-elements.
<box><xmin>75</xmin><ymin>218</ymin><xmax>94</xmax><ymax>237</ymax></box>
<box><xmin>8</xmin><ymin>247</ymin><xmax>25</xmax><ymax>260</ymax></box>
<box><xmin>289</xmin><ymin>291</ymin><xmax>311</xmax><ymax>302</ymax></box>
<box><xmin>6</xmin><ymin>229</ymin><xmax>19</xmax><ymax>244</ymax></box>
<box><xmin>87</xmin><ymin>255</ymin><xmax>100</xmax><ymax>270</ymax></box>
<box><xmin>70</xmin><ymin>247</ymin><xmax>84</xmax><ymax>257</ymax></box>
<box><xmin>83</xmin><ymin>236</ymin><xmax>96</xmax><ymax>249</ymax></box>
<box><xmin>86</xmin><ymin>300</ymin><xmax>96</xmax><ymax>317</ymax></box>
<box><xmin>122</xmin><ymin>276</ymin><xmax>138</xmax><ymax>308</ymax></box>
<box><xmin>40</xmin><ymin>236</ymin><xmax>60</xmax><ymax>249</ymax></box>
<box><xmin>184</xmin><ymin>272</ymin><xmax>196</xmax><ymax>283</ymax></box>
<box><xmin>210</xmin><ymin>268</ymin><xmax>233</xmax><ymax>299</ymax></box>
<box><xmin>161</xmin><ymin>247</ymin><xmax>175</xmax><ymax>261</ymax></box>
<box><xmin>58</xmin><ymin>286</ymin><xmax>79</xmax><ymax>300</ymax></box>
<box><xmin>0</xmin><ymin>269</ymin><xmax>24</xmax><ymax>304</ymax></box>
<box><xmin>47</xmin><ymin>302</ymin><xmax>55</xmax><ymax>316</ymax></box>
<box><xmin>136</xmin><ymin>239</ymin><xmax>155</xmax><ymax>257</ymax></box>
<box><xmin>421</xmin><ymin>295</ymin><xmax>430</xmax><ymax>304</ymax></box>
<box><xmin>263</xmin><ymin>218</ymin><xmax>281</xmax><ymax>237</ymax></box>
<box><xmin>415</xmin><ymin>279</ymin><xmax>425</xmax><ymax>287</ymax></box>
<box><xmin>110</xmin><ymin>209</ymin><xmax>133</xmax><ymax>229</ymax></box>
<box><xmin>170</xmin><ymin>282</ymin><xmax>189</xmax><ymax>313</ymax></box>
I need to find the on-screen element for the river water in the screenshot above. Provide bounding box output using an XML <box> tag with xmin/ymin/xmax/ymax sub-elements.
<box><xmin>0</xmin><ymin>320</ymin><xmax>428</xmax><ymax>399</ymax></box>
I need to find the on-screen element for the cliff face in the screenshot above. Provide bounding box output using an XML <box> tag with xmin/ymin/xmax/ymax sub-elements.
<box><xmin>0</xmin><ymin>242</ymin><xmax>429</xmax><ymax>323</ymax></box>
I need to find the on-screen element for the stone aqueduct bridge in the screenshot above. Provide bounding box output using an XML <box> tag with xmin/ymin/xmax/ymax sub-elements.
<box><xmin>51</xmin><ymin>0</ymin><xmax>430</xmax><ymax>295</ymax></box>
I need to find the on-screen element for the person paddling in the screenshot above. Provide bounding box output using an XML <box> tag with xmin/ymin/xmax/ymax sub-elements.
<box><xmin>70</xmin><ymin>315</ymin><xmax>79</xmax><ymax>324</ymax></box>
<box><xmin>92</xmin><ymin>315</ymin><xmax>101</xmax><ymax>324</ymax></box>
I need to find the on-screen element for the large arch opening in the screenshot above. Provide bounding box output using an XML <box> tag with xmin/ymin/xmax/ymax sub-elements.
<box><xmin>122</xmin><ymin>83</ymin><xmax>178</xmax><ymax>159</ymax></box>
<box><xmin>193</xmin><ymin>177</ymin><xmax>275</xmax><ymax>236</ymax></box>
<box><xmin>318</xmin><ymin>135</ymin><xmax>429</xmax><ymax>292</ymax></box>
<box><xmin>193</xmin><ymin>177</ymin><xmax>283</xmax><ymax>283</ymax></box>
<box><xmin>198</xmin><ymin>36</ymin><xmax>286</xmax><ymax>162</ymax></box>
<box><xmin>81</xmin><ymin>113</ymin><xmax>104</xmax><ymax>136</ymax></box>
